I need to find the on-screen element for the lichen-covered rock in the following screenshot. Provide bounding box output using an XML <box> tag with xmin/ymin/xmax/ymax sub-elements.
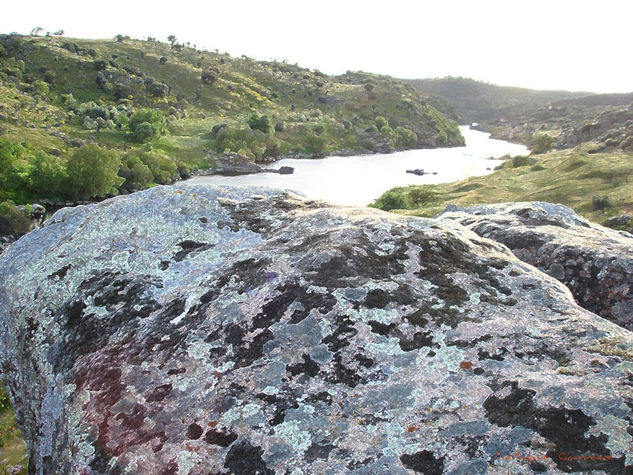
<box><xmin>439</xmin><ymin>202</ymin><xmax>633</xmax><ymax>331</ymax></box>
<box><xmin>1</xmin><ymin>186</ymin><xmax>632</xmax><ymax>474</ymax></box>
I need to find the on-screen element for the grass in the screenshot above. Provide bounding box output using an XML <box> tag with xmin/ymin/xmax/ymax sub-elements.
<box><xmin>0</xmin><ymin>383</ymin><xmax>27</xmax><ymax>474</ymax></box>
<box><xmin>372</xmin><ymin>144</ymin><xmax>633</xmax><ymax>225</ymax></box>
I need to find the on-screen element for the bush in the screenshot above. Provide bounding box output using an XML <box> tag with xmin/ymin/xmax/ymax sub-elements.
<box><xmin>529</xmin><ymin>133</ymin><xmax>556</xmax><ymax>154</ymax></box>
<box><xmin>0</xmin><ymin>200</ymin><xmax>30</xmax><ymax>235</ymax></box>
<box><xmin>381</xmin><ymin>125</ymin><xmax>397</xmax><ymax>145</ymax></box>
<box><xmin>247</xmin><ymin>114</ymin><xmax>271</xmax><ymax>134</ymax></box>
<box><xmin>119</xmin><ymin>154</ymin><xmax>153</xmax><ymax>190</ymax></box>
<box><xmin>0</xmin><ymin>138</ymin><xmax>25</xmax><ymax>194</ymax></box>
<box><xmin>592</xmin><ymin>195</ymin><xmax>611</xmax><ymax>211</ymax></box>
<box><xmin>408</xmin><ymin>187</ymin><xmax>436</xmax><ymax>206</ymax></box>
<box><xmin>129</xmin><ymin>109</ymin><xmax>165</xmax><ymax>143</ymax></box>
<box><xmin>133</xmin><ymin>122</ymin><xmax>160</xmax><ymax>143</ymax></box>
<box><xmin>375</xmin><ymin>116</ymin><xmax>388</xmax><ymax>131</ymax></box>
<box><xmin>131</xmin><ymin>150</ymin><xmax>179</xmax><ymax>184</ymax></box>
<box><xmin>303</xmin><ymin>132</ymin><xmax>328</xmax><ymax>155</ymax></box>
<box><xmin>26</xmin><ymin>152</ymin><xmax>67</xmax><ymax>197</ymax></box>
<box><xmin>147</xmin><ymin>81</ymin><xmax>169</xmax><ymax>98</ymax></box>
<box><xmin>372</xmin><ymin>190</ymin><xmax>408</xmax><ymax>211</ymax></box>
<box><xmin>395</xmin><ymin>127</ymin><xmax>418</xmax><ymax>148</ymax></box>
<box><xmin>201</xmin><ymin>70</ymin><xmax>218</xmax><ymax>85</ymax></box>
<box><xmin>66</xmin><ymin>145</ymin><xmax>123</xmax><ymax>200</ymax></box>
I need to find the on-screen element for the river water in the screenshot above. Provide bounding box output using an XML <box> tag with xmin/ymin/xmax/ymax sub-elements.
<box><xmin>185</xmin><ymin>126</ymin><xmax>529</xmax><ymax>206</ymax></box>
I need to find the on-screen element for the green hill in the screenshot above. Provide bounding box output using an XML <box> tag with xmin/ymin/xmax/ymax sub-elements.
<box><xmin>371</xmin><ymin>143</ymin><xmax>633</xmax><ymax>229</ymax></box>
<box><xmin>406</xmin><ymin>77</ymin><xmax>588</xmax><ymax>123</ymax></box>
<box><xmin>0</xmin><ymin>33</ymin><xmax>463</xmax><ymax>207</ymax></box>
<box><xmin>408</xmin><ymin>77</ymin><xmax>633</xmax><ymax>151</ymax></box>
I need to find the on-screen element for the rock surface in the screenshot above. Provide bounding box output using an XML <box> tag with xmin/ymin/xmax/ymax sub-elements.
<box><xmin>209</xmin><ymin>152</ymin><xmax>264</xmax><ymax>175</ymax></box>
<box><xmin>1</xmin><ymin>186</ymin><xmax>633</xmax><ymax>474</ymax></box>
<box><xmin>439</xmin><ymin>202</ymin><xmax>633</xmax><ymax>331</ymax></box>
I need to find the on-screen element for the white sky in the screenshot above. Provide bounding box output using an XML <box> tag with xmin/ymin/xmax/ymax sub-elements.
<box><xmin>2</xmin><ymin>0</ymin><xmax>632</xmax><ymax>93</ymax></box>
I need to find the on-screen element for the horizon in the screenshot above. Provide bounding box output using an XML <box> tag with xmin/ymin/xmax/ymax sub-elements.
<box><xmin>1</xmin><ymin>0</ymin><xmax>633</xmax><ymax>94</ymax></box>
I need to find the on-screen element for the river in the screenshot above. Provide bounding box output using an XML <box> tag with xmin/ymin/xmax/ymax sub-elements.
<box><xmin>185</xmin><ymin>126</ymin><xmax>529</xmax><ymax>206</ymax></box>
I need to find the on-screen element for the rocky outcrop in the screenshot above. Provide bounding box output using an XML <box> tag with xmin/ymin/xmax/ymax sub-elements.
<box><xmin>210</xmin><ymin>152</ymin><xmax>264</xmax><ymax>175</ymax></box>
<box><xmin>439</xmin><ymin>202</ymin><xmax>633</xmax><ymax>331</ymax></box>
<box><xmin>195</xmin><ymin>153</ymin><xmax>294</xmax><ymax>176</ymax></box>
<box><xmin>1</xmin><ymin>186</ymin><xmax>632</xmax><ymax>474</ymax></box>
<box><xmin>556</xmin><ymin>104</ymin><xmax>633</xmax><ymax>149</ymax></box>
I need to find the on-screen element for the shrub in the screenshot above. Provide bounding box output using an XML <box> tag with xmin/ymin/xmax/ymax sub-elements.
<box><xmin>380</xmin><ymin>125</ymin><xmax>397</xmax><ymax>145</ymax></box>
<box><xmin>66</xmin><ymin>144</ymin><xmax>123</xmax><ymax>200</ymax></box>
<box><xmin>372</xmin><ymin>190</ymin><xmax>408</xmax><ymax>211</ymax></box>
<box><xmin>395</xmin><ymin>127</ymin><xmax>418</xmax><ymax>148</ymax></box>
<box><xmin>159</xmin><ymin>56</ymin><xmax>167</xmax><ymax>65</ymax></box>
<box><xmin>303</xmin><ymin>132</ymin><xmax>328</xmax><ymax>155</ymax></box>
<box><xmin>129</xmin><ymin>109</ymin><xmax>165</xmax><ymax>143</ymax></box>
<box><xmin>0</xmin><ymin>138</ymin><xmax>25</xmax><ymax>193</ymax></box>
<box><xmin>26</xmin><ymin>152</ymin><xmax>67</xmax><ymax>198</ymax></box>
<box><xmin>375</xmin><ymin>116</ymin><xmax>388</xmax><ymax>131</ymax></box>
<box><xmin>408</xmin><ymin>187</ymin><xmax>436</xmax><ymax>206</ymax></box>
<box><xmin>119</xmin><ymin>154</ymin><xmax>153</xmax><ymax>190</ymax></box>
<box><xmin>147</xmin><ymin>81</ymin><xmax>169</xmax><ymax>98</ymax></box>
<box><xmin>0</xmin><ymin>200</ymin><xmax>30</xmax><ymax>235</ymax></box>
<box><xmin>592</xmin><ymin>195</ymin><xmax>611</xmax><ymax>211</ymax></box>
<box><xmin>201</xmin><ymin>70</ymin><xmax>218</xmax><ymax>85</ymax></box>
<box><xmin>139</xmin><ymin>151</ymin><xmax>179</xmax><ymax>184</ymax></box>
<box><xmin>133</xmin><ymin>122</ymin><xmax>160</xmax><ymax>143</ymax></box>
<box><xmin>529</xmin><ymin>133</ymin><xmax>556</xmax><ymax>154</ymax></box>
<box><xmin>32</xmin><ymin>79</ymin><xmax>49</xmax><ymax>96</ymax></box>
<box><xmin>93</xmin><ymin>60</ymin><xmax>108</xmax><ymax>71</ymax></box>
<box><xmin>247</xmin><ymin>114</ymin><xmax>271</xmax><ymax>133</ymax></box>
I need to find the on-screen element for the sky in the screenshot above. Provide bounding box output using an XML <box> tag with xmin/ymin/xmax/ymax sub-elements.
<box><xmin>1</xmin><ymin>0</ymin><xmax>632</xmax><ymax>93</ymax></box>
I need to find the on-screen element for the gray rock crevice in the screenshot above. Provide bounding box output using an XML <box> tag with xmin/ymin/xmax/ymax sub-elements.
<box><xmin>439</xmin><ymin>201</ymin><xmax>633</xmax><ymax>331</ymax></box>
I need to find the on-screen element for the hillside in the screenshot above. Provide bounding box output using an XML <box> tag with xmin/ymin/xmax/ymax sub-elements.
<box><xmin>408</xmin><ymin>77</ymin><xmax>633</xmax><ymax>152</ymax></box>
<box><xmin>371</xmin><ymin>143</ymin><xmax>633</xmax><ymax>229</ymax></box>
<box><xmin>0</xmin><ymin>33</ymin><xmax>463</xmax><ymax>208</ymax></box>
<box><xmin>406</xmin><ymin>77</ymin><xmax>588</xmax><ymax>123</ymax></box>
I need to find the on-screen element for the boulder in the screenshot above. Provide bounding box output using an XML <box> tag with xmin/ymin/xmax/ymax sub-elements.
<box><xmin>1</xmin><ymin>186</ymin><xmax>632</xmax><ymax>473</ymax></box>
<box><xmin>212</xmin><ymin>152</ymin><xmax>262</xmax><ymax>175</ymax></box>
<box><xmin>439</xmin><ymin>202</ymin><xmax>633</xmax><ymax>331</ymax></box>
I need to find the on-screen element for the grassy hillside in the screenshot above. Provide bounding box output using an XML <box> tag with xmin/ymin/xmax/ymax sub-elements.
<box><xmin>408</xmin><ymin>77</ymin><xmax>633</xmax><ymax>153</ymax></box>
<box><xmin>406</xmin><ymin>77</ymin><xmax>588</xmax><ymax>123</ymax></box>
<box><xmin>371</xmin><ymin>143</ymin><xmax>633</xmax><ymax>228</ymax></box>
<box><xmin>0</xmin><ymin>33</ymin><xmax>463</xmax><ymax>209</ymax></box>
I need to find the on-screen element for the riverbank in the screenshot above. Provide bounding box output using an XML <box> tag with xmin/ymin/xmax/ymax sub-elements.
<box><xmin>185</xmin><ymin>127</ymin><xmax>529</xmax><ymax>206</ymax></box>
<box><xmin>372</xmin><ymin>142</ymin><xmax>633</xmax><ymax>229</ymax></box>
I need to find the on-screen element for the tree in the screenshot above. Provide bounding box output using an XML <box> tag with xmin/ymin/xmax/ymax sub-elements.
<box><xmin>167</xmin><ymin>35</ymin><xmax>177</xmax><ymax>45</ymax></box>
<box><xmin>66</xmin><ymin>145</ymin><xmax>123</xmax><ymax>200</ymax></box>
<box><xmin>0</xmin><ymin>138</ymin><xmax>25</xmax><ymax>194</ymax></box>
<box><xmin>30</xmin><ymin>27</ymin><xmax>43</xmax><ymax>36</ymax></box>
<box><xmin>27</xmin><ymin>152</ymin><xmax>67</xmax><ymax>197</ymax></box>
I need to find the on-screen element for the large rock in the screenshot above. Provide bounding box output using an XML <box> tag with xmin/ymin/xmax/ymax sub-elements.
<box><xmin>439</xmin><ymin>202</ymin><xmax>633</xmax><ymax>331</ymax></box>
<box><xmin>211</xmin><ymin>152</ymin><xmax>263</xmax><ymax>175</ymax></box>
<box><xmin>1</xmin><ymin>186</ymin><xmax>632</xmax><ymax>474</ymax></box>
